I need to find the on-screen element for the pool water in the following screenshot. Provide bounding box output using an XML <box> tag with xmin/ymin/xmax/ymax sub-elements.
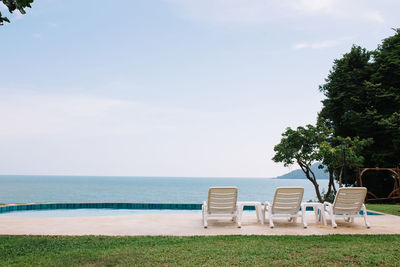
<box><xmin>0</xmin><ymin>208</ymin><xmax>201</xmax><ymax>217</ymax></box>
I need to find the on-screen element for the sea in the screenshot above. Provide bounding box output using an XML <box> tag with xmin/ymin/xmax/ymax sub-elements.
<box><xmin>0</xmin><ymin>175</ymin><xmax>330</xmax><ymax>204</ymax></box>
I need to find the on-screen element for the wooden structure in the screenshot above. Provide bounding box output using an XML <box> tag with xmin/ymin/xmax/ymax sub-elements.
<box><xmin>357</xmin><ymin>167</ymin><xmax>400</xmax><ymax>201</ymax></box>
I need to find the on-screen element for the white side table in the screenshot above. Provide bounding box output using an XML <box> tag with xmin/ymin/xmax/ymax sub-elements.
<box><xmin>301</xmin><ymin>202</ymin><xmax>326</xmax><ymax>227</ymax></box>
<box><xmin>238</xmin><ymin>201</ymin><xmax>264</xmax><ymax>224</ymax></box>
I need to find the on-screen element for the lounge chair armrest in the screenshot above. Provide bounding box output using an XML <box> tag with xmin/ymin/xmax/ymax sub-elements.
<box><xmin>323</xmin><ymin>202</ymin><xmax>333</xmax><ymax>212</ymax></box>
<box><xmin>264</xmin><ymin>201</ymin><xmax>271</xmax><ymax>212</ymax></box>
<box><xmin>202</xmin><ymin>201</ymin><xmax>207</xmax><ymax>210</ymax></box>
<box><xmin>362</xmin><ymin>203</ymin><xmax>368</xmax><ymax>212</ymax></box>
<box><xmin>300</xmin><ymin>202</ymin><xmax>307</xmax><ymax>211</ymax></box>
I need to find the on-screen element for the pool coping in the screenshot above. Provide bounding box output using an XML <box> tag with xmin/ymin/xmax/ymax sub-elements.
<box><xmin>0</xmin><ymin>202</ymin><xmax>382</xmax><ymax>216</ymax></box>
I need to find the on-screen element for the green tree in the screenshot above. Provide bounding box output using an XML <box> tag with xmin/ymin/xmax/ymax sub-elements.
<box><xmin>0</xmin><ymin>0</ymin><xmax>33</xmax><ymax>25</ymax></box>
<box><xmin>318</xmin><ymin>45</ymin><xmax>373</xmax><ymax>137</ymax></box>
<box><xmin>369</xmin><ymin>29</ymin><xmax>400</xmax><ymax>165</ymax></box>
<box><xmin>319</xmin><ymin>29</ymin><xmax>400</xmax><ymax>169</ymax></box>
<box><xmin>319</xmin><ymin>136</ymin><xmax>373</xmax><ymax>188</ymax></box>
<box><xmin>273</xmin><ymin>120</ymin><xmax>372</xmax><ymax>202</ymax></box>
<box><xmin>272</xmin><ymin>122</ymin><xmax>328</xmax><ymax>202</ymax></box>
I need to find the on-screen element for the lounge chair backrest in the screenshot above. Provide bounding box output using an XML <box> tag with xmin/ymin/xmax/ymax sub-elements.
<box><xmin>333</xmin><ymin>187</ymin><xmax>367</xmax><ymax>215</ymax></box>
<box><xmin>207</xmin><ymin>187</ymin><xmax>238</xmax><ymax>214</ymax></box>
<box><xmin>271</xmin><ymin>187</ymin><xmax>304</xmax><ymax>215</ymax></box>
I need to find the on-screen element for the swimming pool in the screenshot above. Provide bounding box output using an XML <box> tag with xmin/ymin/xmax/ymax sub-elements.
<box><xmin>0</xmin><ymin>203</ymin><xmax>201</xmax><ymax>217</ymax></box>
<box><xmin>0</xmin><ymin>208</ymin><xmax>202</xmax><ymax>217</ymax></box>
<box><xmin>0</xmin><ymin>203</ymin><xmax>381</xmax><ymax>217</ymax></box>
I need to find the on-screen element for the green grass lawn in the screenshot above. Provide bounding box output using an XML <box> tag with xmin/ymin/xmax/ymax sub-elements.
<box><xmin>1</xmin><ymin>235</ymin><xmax>400</xmax><ymax>266</ymax></box>
<box><xmin>366</xmin><ymin>204</ymin><xmax>400</xmax><ymax>216</ymax></box>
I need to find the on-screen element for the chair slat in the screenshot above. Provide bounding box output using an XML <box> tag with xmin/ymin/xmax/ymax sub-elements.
<box><xmin>208</xmin><ymin>187</ymin><xmax>238</xmax><ymax>213</ymax></box>
<box><xmin>333</xmin><ymin>187</ymin><xmax>367</xmax><ymax>214</ymax></box>
<box><xmin>271</xmin><ymin>187</ymin><xmax>304</xmax><ymax>215</ymax></box>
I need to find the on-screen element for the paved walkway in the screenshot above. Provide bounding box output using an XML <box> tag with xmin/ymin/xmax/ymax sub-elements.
<box><xmin>1</xmin><ymin>212</ymin><xmax>400</xmax><ymax>236</ymax></box>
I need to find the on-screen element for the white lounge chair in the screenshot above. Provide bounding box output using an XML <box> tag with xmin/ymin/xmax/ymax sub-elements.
<box><xmin>264</xmin><ymin>187</ymin><xmax>306</xmax><ymax>228</ymax></box>
<box><xmin>202</xmin><ymin>187</ymin><xmax>241</xmax><ymax>228</ymax></box>
<box><xmin>323</xmin><ymin>187</ymin><xmax>370</xmax><ymax>228</ymax></box>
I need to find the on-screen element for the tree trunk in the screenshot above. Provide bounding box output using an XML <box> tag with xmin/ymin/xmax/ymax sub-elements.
<box><xmin>312</xmin><ymin>180</ymin><xmax>323</xmax><ymax>203</ymax></box>
<box><xmin>297</xmin><ymin>159</ymin><xmax>323</xmax><ymax>203</ymax></box>
<box><xmin>332</xmin><ymin>176</ymin><xmax>337</xmax><ymax>193</ymax></box>
<box><xmin>338</xmin><ymin>166</ymin><xmax>343</xmax><ymax>188</ymax></box>
<box><xmin>324</xmin><ymin>171</ymin><xmax>336</xmax><ymax>200</ymax></box>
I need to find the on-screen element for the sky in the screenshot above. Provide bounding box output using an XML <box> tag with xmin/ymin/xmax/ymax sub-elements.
<box><xmin>0</xmin><ymin>0</ymin><xmax>399</xmax><ymax>177</ymax></box>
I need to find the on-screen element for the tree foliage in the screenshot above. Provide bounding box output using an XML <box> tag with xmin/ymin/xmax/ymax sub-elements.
<box><xmin>273</xmin><ymin>118</ymin><xmax>373</xmax><ymax>202</ymax></box>
<box><xmin>273</xmin><ymin>123</ymin><xmax>325</xmax><ymax>202</ymax></box>
<box><xmin>319</xmin><ymin>136</ymin><xmax>373</xmax><ymax>187</ymax></box>
<box><xmin>272</xmin><ymin>120</ymin><xmax>372</xmax><ymax>202</ymax></box>
<box><xmin>0</xmin><ymin>0</ymin><xmax>33</xmax><ymax>25</ymax></box>
<box><xmin>319</xmin><ymin>29</ymin><xmax>400</xmax><ymax>168</ymax></box>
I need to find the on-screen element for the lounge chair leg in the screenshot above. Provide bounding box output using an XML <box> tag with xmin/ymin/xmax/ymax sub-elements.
<box><xmin>314</xmin><ymin>208</ymin><xmax>319</xmax><ymax>223</ymax></box>
<box><xmin>269</xmin><ymin>216</ymin><xmax>274</xmax><ymax>228</ymax></box>
<box><xmin>263</xmin><ymin>205</ymin><xmax>268</xmax><ymax>224</ymax></box>
<box><xmin>302</xmin><ymin>211</ymin><xmax>307</xmax><ymax>228</ymax></box>
<box><xmin>257</xmin><ymin>206</ymin><xmax>264</xmax><ymax>224</ymax></box>
<box><xmin>331</xmin><ymin>214</ymin><xmax>337</xmax><ymax>228</ymax></box>
<box><xmin>362</xmin><ymin>205</ymin><xmax>370</xmax><ymax>228</ymax></box>
<box><xmin>263</xmin><ymin>211</ymin><xmax>266</xmax><ymax>224</ymax></box>
<box><xmin>364</xmin><ymin>216</ymin><xmax>370</xmax><ymax>228</ymax></box>
<box><xmin>203</xmin><ymin>213</ymin><xmax>208</xmax><ymax>228</ymax></box>
<box><xmin>237</xmin><ymin>214</ymin><xmax>241</xmax><ymax>228</ymax></box>
<box><xmin>255</xmin><ymin>205</ymin><xmax>260</xmax><ymax>222</ymax></box>
<box><xmin>321</xmin><ymin>209</ymin><xmax>327</xmax><ymax>226</ymax></box>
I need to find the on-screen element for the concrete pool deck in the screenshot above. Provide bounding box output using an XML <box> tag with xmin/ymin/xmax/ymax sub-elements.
<box><xmin>1</xmin><ymin>212</ymin><xmax>400</xmax><ymax>236</ymax></box>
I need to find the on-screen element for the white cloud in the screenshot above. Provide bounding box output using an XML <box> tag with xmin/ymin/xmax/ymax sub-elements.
<box><xmin>292</xmin><ymin>0</ymin><xmax>334</xmax><ymax>13</ymax></box>
<box><xmin>165</xmin><ymin>0</ymin><xmax>285</xmax><ymax>24</ymax></box>
<box><xmin>292</xmin><ymin>39</ymin><xmax>344</xmax><ymax>50</ymax></box>
<box><xmin>293</xmin><ymin>43</ymin><xmax>308</xmax><ymax>49</ymax></box>
<box><xmin>165</xmin><ymin>0</ymin><xmax>386</xmax><ymax>25</ymax></box>
<box><xmin>288</xmin><ymin>0</ymin><xmax>386</xmax><ymax>24</ymax></box>
<box><xmin>363</xmin><ymin>11</ymin><xmax>385</xmax><ymax>24</ymax></box>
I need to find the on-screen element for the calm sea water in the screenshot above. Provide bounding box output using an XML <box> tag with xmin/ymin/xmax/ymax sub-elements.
<box><xmin>0</xmin><ymin>175</ymin><xmax>330</xmax><ymax>204</ymax></box>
